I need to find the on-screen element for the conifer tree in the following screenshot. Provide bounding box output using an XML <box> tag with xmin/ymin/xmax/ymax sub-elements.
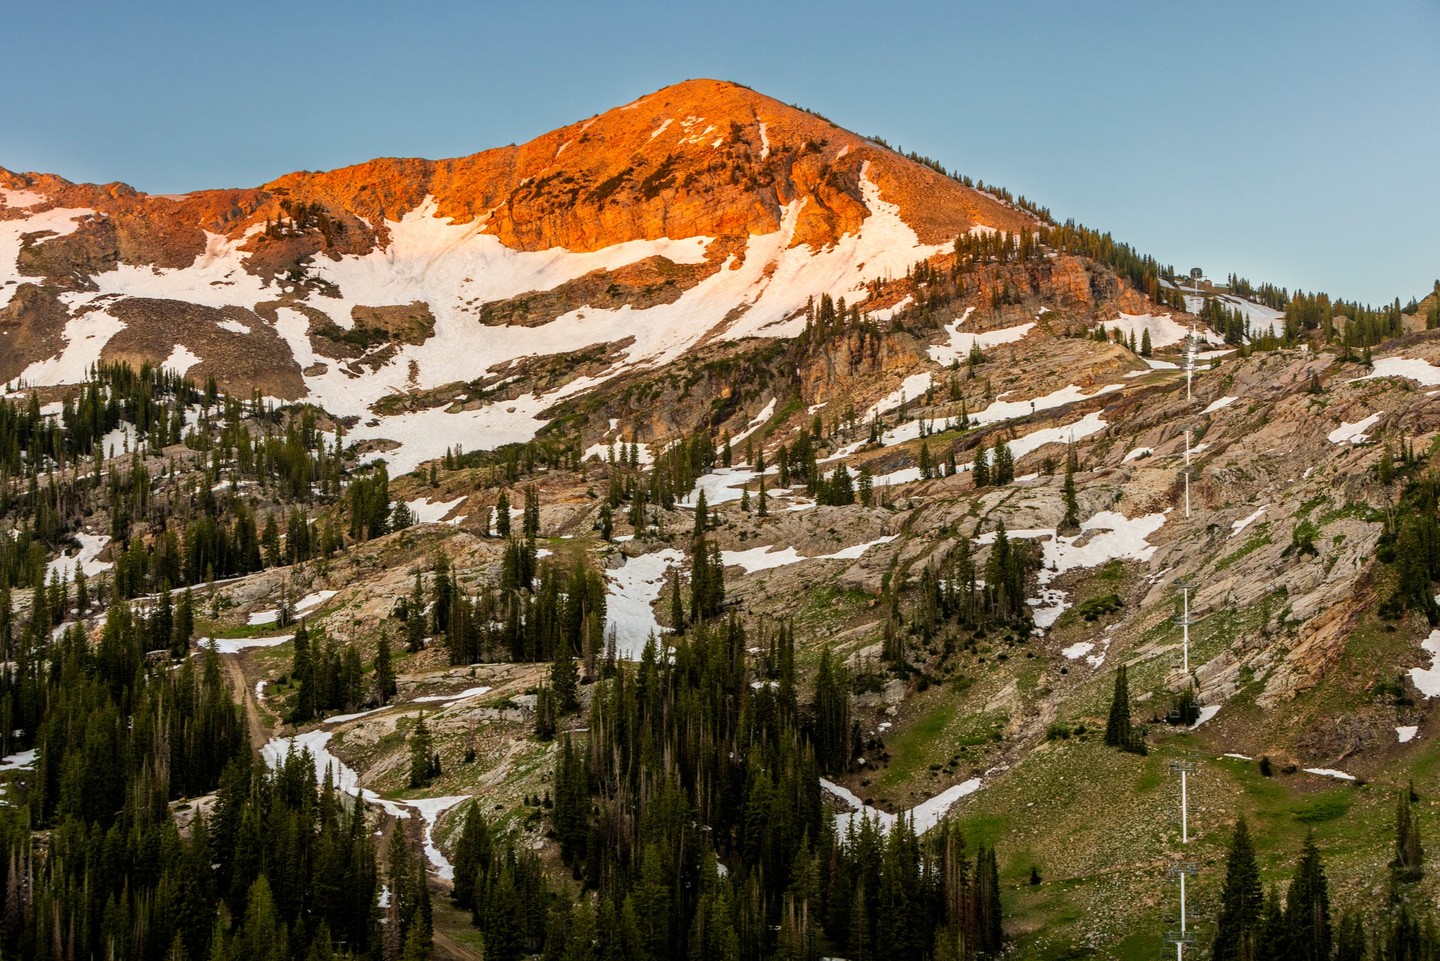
<box><xmin>1285</xmin><ymin>833</ymin><xmax>1332</xmax><ymax>961</ymax></box>
<box><xmin>1334</xmin><ymin>911</ymin><xmax>1365</xmax><ymax>961</ymax></box>
<box><xmin>1062</xmin><ymin>449</ymin><xmax>1079</xmax><ymax>531</ymax></box>
<box><xmin>670</xmin><ymin>572</ymin><xmax>685</xmax><ymax>635</ymax></box>
<box><xmin>972</xmin><ymin>446</ymin><xmax>990</xmax><ymax>487</ymax></box>
<box><xmin>407</xmin><ymin>571</ymin><xmax>427</xmax><ymax>652</ymax></box>
<box><xmin>694</xmin><ymin>490</ymin><xmax>709</xmax><ymax>535</ymax></box>
<box><xmin>409</xmin><ymin>713</ymin><xmax>436</xmax><ymax>788</ymax></box>
<box><xmin>552</xmin><ymin>641</ymin><xmax>579</xmax><ymax>714</ymax></box>
<box><xmin>1394</xmin><ymin>781</ymin><xmax>1426</xmax><ymax>882</ymax></box>
<box><xmin>375</xmin><ymin>632</ymin><xmax>398</xmax><ymax>704</ymax></box>
<box><xmin>291</xmin><ymin>621</ymin><xmax>316</xmax><ymax>723</ymax></box>
<box><xmin>810</xmin><ymin>646</ymin><xmax>852</xmax><ymax>774</ymax></box>
<box><xmin>523</xmin><ymin>483</ymin><xmax>541</xmax><ymax>540</ymax></box>
<box><xmin>495</xmin><ymin>491</ymin><xmax>511</xmax><ymax>538</ymax></box>
<box><xmin>1104</xmin><ymin>665</ymin><xmax>1143</xmax><ymax>754</ymax></box>
<box><xmin>992</xmin><ymin>438</ymin><xmax>1014</xmax><ymax>485</ymax></box>
<box><xmin>1213</xmin><ymin>818</ymin><xmax>1263</xmax><ymax>961</ymax></box>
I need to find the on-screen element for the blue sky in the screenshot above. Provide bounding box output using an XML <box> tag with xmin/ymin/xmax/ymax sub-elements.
<box><xmin>4</xmin><ymin>0</ymin><xmax>1436</xmax><ymax>304</ymax></box>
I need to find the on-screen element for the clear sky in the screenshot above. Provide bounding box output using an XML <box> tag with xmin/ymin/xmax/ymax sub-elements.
<box><xmin>4</xmin><ymin>0</ymin><xmax>1436</xmax><ymax>304</ymax></box>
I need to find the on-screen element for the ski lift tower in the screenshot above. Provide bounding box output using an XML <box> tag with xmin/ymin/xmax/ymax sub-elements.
<box><xmin>1173</xmin><ymin>578</ymin><xmax>1197</xmax><ymax>678</ymax></box>
<box><xmin>1166</xmin><ymin>862</ymin><xmax>1200</xmax><ymax>961</ymax></box>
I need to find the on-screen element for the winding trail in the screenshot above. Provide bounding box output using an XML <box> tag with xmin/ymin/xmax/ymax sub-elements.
<box><xmin>221</xmin><ymin>652</ymin><xmax>272</xmax><ymax>751</ymax></box>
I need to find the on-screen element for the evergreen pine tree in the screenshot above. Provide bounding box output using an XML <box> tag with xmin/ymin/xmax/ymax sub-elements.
<box><xmin>1393</xmin><ymin>780</ymin><xmax>1426</xmax><ymax>882</ymax></box>
<box><xmin>1213</xmin><ymin>818</ymin><xmax>1263</xmax><ymax>961</ymax></box>
<box><xmin>1103</xmin><ymin>665</ymin><xmax>1141</xmax><ymax>753</ymax></box>
<box><xmin>1062</xmin><ymin>449</ymin><xmax>1079</xmax><ymax>530</ymax></box>
<box><xmin>1284</xmin><ymin>833</ymin><xmax>1332</xmax><ymax>961</ymax></box>
<box><xmin>972</xmin><ymin>446</ymin><xmax>990</xmax><ymax>487</ymax></box>
<box><xmin>552</xmin><ymin>641</ymin><xmax>579</xmax><ymax>714</ymax></box>
<box><xmin>375</xmin><ymin>633</ymin><xmax>397</xmax><ymax>704</ymax></box>
<box><xmin>409</xmin><ymin>713</ymin><xmax>435</xmax><ymax>788</ymax></box>
<box><xmin>992</xmin><ymin>438</ymin><xmax>1014</xmax><ymax>485</ymax></box>
<box><xmin>495</xmin><ymin>491</ymin><xmax>511</xmax><ymax>538</ymax></box>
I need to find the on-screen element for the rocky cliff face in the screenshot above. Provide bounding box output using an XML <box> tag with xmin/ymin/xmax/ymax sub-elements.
<box><xmin>0</xmin><ymin>79</ymin><xmax>1065</xmax><ymax>467</ymax></box>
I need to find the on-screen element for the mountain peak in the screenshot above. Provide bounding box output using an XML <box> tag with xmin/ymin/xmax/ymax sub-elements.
<box><xmin>254</xmin><ymin>78</ymin><xmax>1033</xmax><ymax>255</ymax></box>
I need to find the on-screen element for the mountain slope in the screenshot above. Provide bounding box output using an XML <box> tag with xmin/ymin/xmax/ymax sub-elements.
<box><xmin>1</xmin><ymin>79</ymin><xmax>1046</xmax><ymax>472</ymax></box>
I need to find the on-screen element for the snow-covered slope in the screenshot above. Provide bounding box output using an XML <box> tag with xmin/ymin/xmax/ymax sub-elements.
<box><xmin>1</xmin><ymin>80</ymin><xmax>1036</xmax><ymax>472</ymax></box>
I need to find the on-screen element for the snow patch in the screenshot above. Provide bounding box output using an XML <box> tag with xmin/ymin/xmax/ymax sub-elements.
<box><xmin>865</xmin><ymin>372</ymin><xmax>934</xmax><ymax>420</ymax></box>
<box><xmin>603</xmin><ymin>550</ymin><xmax>683</xmax><ymax>659</ymax></box>
<box><xmin>1328</xmin><ymin>412</ymin><xmax>1381</xmax><ymax>445</ymax></box>
<box><xmin>980</xmin><ymin>511</ymin><xmax>1166</xmax><ymax>630</ymax></box>
<box><xmin>1202</xmin><ymin>396</ymin><xmax>1237</xmax><ymax>414</ymax></box>
<box><xmin>721</xmin><ymin>536</ymin><xmax>898</xmax><ymax>574</ymax></box>
<box><xmin>1230</xmin><ymin>506</ymin><xmax>1267</xmax><ymax>537</ymax></box>
<box><xmin>202</xmin><ymin>635</ymin><xmax>292</xmax><ymax>655</ymax></box>
<box><xmin>161</xmin><ymin>344</ymin><xmax>202</xmax><ymax>376</ymax></box>
<box><xmin>413</xmin><ymin>686</ymin><xmax>492</xmax><ymax>704</ymax></box>
<box><xmin>47</xmin><ymin>532</ymin><xmax>112</xmax><ymax>581</ymax></box>
<box><xmin>824</xmin><ymin>777</ymin><xmax>984</xmax><ymax>836</ymax></box>
<box><xmin>1351</xmin><ymin>356</ymin><xmax>1440</xmax><ymax>388</ymax></box>
<box><xmin>928</xmin><ymin>317</ymin><xmax>1033</xmax><ymax>366</ymax></box>
<box><xmin>1190</xmin><ymin>705</ymin><xmax>1221</xmax><ymax>729</ymax></box>
<box><xmin>0</xmin><ymin>750</ymin><xmax>36</xmax><ymax>772</ymax></box>
<box><xmin>405</xmin><ymin>496</ymin><xmax>466</xmax><ymax>525</ymax></box>
<box><xmin>1101</xmin><ymin>313</ymin><xmax>1221</xmax><ymax>350</ymax></box>
<box><xmin>1303</xmin><ymin>768</ymin><xmax>1357</xmax><ymax>782</ymax></box>
<box><xmin>1409</xmin><ymin>630</ymin><xmax>1440</xmax><ymax>698</ymax></box>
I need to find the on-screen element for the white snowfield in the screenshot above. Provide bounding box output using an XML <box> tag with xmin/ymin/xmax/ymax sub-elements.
<box><xmin>680</xmin><ymin>465</ymin><xmax>770</xmax><ymax>507</ymax></box>
<box><xmin>927</xmin><ymin>316</ymin><xmax>1034</xmax><ymax>367</ymax></box>
<box><xmin>822</xmin><ymin>776</ymin><xmax>984</xmax><ymax>836</ymax></box>
<box><xmin>45</xmin><ymin>532</ymin><xmax>112</xmax><ymax>582</ymax></box>
<box><xmin>0</xmin><ymin>750</ymin><xmax>36</xmax><ymax>772</ymax></box>
<box><xmin>729</xmin><ymin>398</ymin><xmax>777</xmax><ymax>447</ymax></box>
<box><xmin>721</xmin><ymin>535</ymin><xmax>897</xmax><ymax>574</ymax></box>
<box><xmin>0</xmin><ymin>202</ymin><xmax>97</xmax><ymax>310</ymax></box>
<box><xmin>1190</xmin><ymin>705</ymin><xmax>1221</xmax><ymax>729</ymax></box>
<box><xmin>1398</xmin><ymin>726</ymin><xmax>1419</xmax><ymax>744</ymax></box>
<box><xmin>1230</xmin><ymin>506</ymin><xmax>1267</xmax><ymax>537</ymax></box>
<box><xmin>247</xmin><ymin>589</ymin><xmax>338</xmax><ymax>626</ymax></box>
<box><xmin>603</xmin><ymin>549</ymin><xmax>684</xmax><ymax>659</ymax></box>
<box><xmin>262</xmin><ymin>731</ymin><xmax>471</xmax><ymax>877</ymax></box>
<box><xmin>11</xmin><ymin>166</ymin><xmax>952</xmax><ymax>474</ymax></box>
<box><xmin>865</xmin><ymin>372</ymin><xmax>934</xmax><ymax>420</ymax></box>
<box><xmin>1350</xmin><ymin>356</ymin><xmax>1440</xmax><ymax>388</ymax></box>
<box><xmin>404</xmin><ymin>496</ymin><xmax>466</xmax><ymax>525</ymax></box>
<box><xmin>1219</xmin><ymin>295</ymin><xmax>1285</xmax><ymax>337</ymax></box>
<box><xmin>1303</xmin><ymin>768</ymin><xmax>1357</xmax><ymax>782</ymax></box>
<box><xmin>202</xmin><ymin>635</ymin><xmax>293</xmax><ymax>655</ymax></box>
<box><xmin>978</xmin><ymin>511</ymin><xmax>1166</xmax><ymax>630</ymax></box>
<box><xmin>1202</xmin><ymin>395</ymin><xmax>1237</xmax><ymax>414</ymax></box>
<box><xmin>1410</xmin><ymin>630</ymin><xmax>1440</xmax><ymax>698</ymax></box>
<box><xmin>1327</xmin><ymin>412</ymin><xmax>1382</xmax><ymax>445</ymax></box>
<box><xmin>413</xmin><ymin>686</ymin><xmax>492</xmax><ymax>704</ymax></box>
<box><xmin>1100</xmin><ymin>313</ymin><xmax>1222</xmax><ymax>350</ymax></box>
